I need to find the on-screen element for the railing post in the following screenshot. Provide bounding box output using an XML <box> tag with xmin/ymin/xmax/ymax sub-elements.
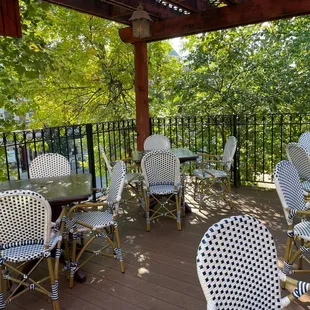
<box><xmin>86</xmin><ymin>124</ymin><xmax>96</xmax><ymax>201</ymax></box>
<box><xmin>232</xmin><ymin>114</ymin><xmax>240</xmax><ymax>187</ymax></box>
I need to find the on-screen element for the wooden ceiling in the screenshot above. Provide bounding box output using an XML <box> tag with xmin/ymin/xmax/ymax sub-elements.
<box><xmin>1</xmin><ymin>0</ymin><xmax>310</xmax><ymax>41</ymax></box>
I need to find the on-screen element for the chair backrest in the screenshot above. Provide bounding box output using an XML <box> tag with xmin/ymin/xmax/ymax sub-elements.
<box><xmin>143</xmin><ymin>134</ymin><xmax>171</xmax><ymax>151</ymax></box>
<box><xmin>106</xmin><ymin>160</ymin><xmax>126</xmax><ymax>211</ymax></box>
<box><xmin>141</xmin><ymin>150</ymin><xmax>180</xmax><ymax>187</ymax></box>
<box><xmin>196</xmin><ymin>215</ymin><xmax>281</xmax><ymax>310</ymax></box>
<box><xmin>99</xmin><ymin>144</ymin><xmax>113</xmax><ymax>175</ymax></box>
<box><xmin>29</xmin><ymin>153</ymin><xmax>71</xmax><ymax>179</ymax></box>
<box><xmin>0</xmin><ymin>190</ymin><xmax>52</xmax><ymax>248</ymax></box>
<box><xmin>274</xmin><ymin>160</ymin><xmax>306</xmax><ymax>225</ymax></box>
<box><xmin>286</xmin><ymin>142</ymin><xmax>310</xmax><ymax>180</ymax></box>
<box><xmin>299</xmin><ymin>131</ymin><xmax>310</xmax><ymax>153</ymax></box>
<box><xmin>222</xmin><ymin>136</ymin><xmax>237</xmax><ymax>170</ymax></box>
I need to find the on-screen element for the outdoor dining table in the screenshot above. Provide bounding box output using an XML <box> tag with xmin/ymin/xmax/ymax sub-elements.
<box><xmin>132</xmin><ymin>147</ymin><xmax>198</xmax><ymax>164</ymax></box>
<box><xmin>0</xmin><ymin>173</ymin><xmax>93</xmax><ymax>220</ymax></box>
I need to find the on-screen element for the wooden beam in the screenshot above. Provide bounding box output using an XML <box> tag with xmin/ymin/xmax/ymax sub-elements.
<box><xmin>0</xmin><ymin>0</ymin><xmax>22</xmax><ymax>38</ymax></box>
<box><xmin>43</xmin><ymin>0</ymin><xmax>132</xmax><ymax>25</ymax></box>
<box><xmin>134</xmin><ymin>41</ymin><xmax>149</xmax><ymax>150</ymax></box>
<box><xmin>119</xmin><ymin>0</ymin><xmax>310</xmax><ymax>43</ymax></box>
<box><xmin>103</xmin><ymin>0</ymin><xmax>181</xmax><ymax>20</ymax></box>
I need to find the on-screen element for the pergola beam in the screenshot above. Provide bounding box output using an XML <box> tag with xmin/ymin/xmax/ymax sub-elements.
<box><xmin>119</xmin><ymin>0</ymin><xmax>310</xmax><ymax>43</ymax></box>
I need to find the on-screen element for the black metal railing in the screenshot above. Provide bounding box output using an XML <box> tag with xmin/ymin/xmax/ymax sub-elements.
<box><xmin>1</xmin><ymin>113</ymin><xmax>310</xmax><ymax>187</ymax></box>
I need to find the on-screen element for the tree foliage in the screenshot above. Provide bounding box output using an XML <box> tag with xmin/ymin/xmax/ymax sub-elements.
<box><xmin>173</xmin><ymin>17</ymin><xmax>310</xmax><ymax>116</ymax></box>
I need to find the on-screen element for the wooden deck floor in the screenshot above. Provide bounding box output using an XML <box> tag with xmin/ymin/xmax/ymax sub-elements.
<box><xmin>6</xmin><ymin>182</ymin><xmax>310</xmax><ymax>309</ymax></box>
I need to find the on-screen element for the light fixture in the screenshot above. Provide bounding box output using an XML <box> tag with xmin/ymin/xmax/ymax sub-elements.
<box><xmin>129</xmin><ymin>4</ymin><xmax>152</xmax><ymax>39</ymax></box>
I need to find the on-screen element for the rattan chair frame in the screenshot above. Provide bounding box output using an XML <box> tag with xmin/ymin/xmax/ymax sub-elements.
<box><xmin>274</xmin><ymin>160</ymin><xmax>310</xmax><ymax>280</ymax></box>
<box><xmin>0</xmin><ymin>190</ymin><xmax>64</xmax><ymax>310</ymax></box>
<box><xmin>196</xmin><ymin>215</ymin><xmax>310</xmax><ymax>309</ymax></box>
<box><xmin>67</xmin><ymin>160</ymin><xmax>126</xmax><ymax>288</ymax></box>
<box><xmin>141</xmin><ymin>150</ymin><xmax>183</xmax><ymax>231</ymax></box>
<box><xmin>193</xmin><ymin>136</ymin><xmax>237</xmax><ymax>209</ymax></box>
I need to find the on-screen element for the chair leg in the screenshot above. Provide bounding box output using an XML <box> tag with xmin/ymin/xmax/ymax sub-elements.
<box><xmin>113</xmin><ymin>223</ymin><xmax>125</xmax><ymax>273</ymax></box>
<box><xmin>47</xmin><ymin>257</ymin><xmax>60</xmax><ymax>310</ymax></box>
<box><xmin>145</xmin><ymin>193</ymin><xmax>151</xmax><ymax>232</ymax></box>
<box><xmin>176</xmin><ymin>194</ymin><xmax>182</xmax><ymax>231</ymax></box>
<box><xmin>0</xmin><ymin>264</ymin><xmax>5</xmax><ymax>309</ymax></box>
<box><xmin>298</xmin><ymin>238</ymin><xmax>305</xmax><ymax>270</ymax></box>
<box><xmin>69</xmin><ymin>231</ymin><xmax>78</xmax><ymax>289</ymax></box>
<box><xmin>282</xmin><ymin>227</ymin><xmax>293</xmax><ymax>289</ymax></box>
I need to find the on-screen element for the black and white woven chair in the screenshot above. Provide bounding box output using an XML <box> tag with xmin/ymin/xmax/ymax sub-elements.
<box><xmin>286</xmin><ymin>142</ymin><xmax>310</xmax><ymax>196</ymax></box>
<box><xmin>196</xmin><ymin>215</ymin><xmax>310</xmax><ymax>309</ymax></box>
<box><xmin>274</xmin><ymin>160</ymin><xmax>310</xmax><ymax>277</ymax></box>
<box><xmin>141</xmin><ymin>150</ymin><xmax>183</xmax><ymax>231</ymax></box>
<box><xmin>143</xmin><ymin>134</ymin><xmax>171</xmax><ymax>151</ymax></box>
<box><xmin>98</xmin><ymin>144</ymin><xmax>142</xmax><ymax>205</ymax></box>
<box><xmin>67</xmin><ymin>160</ymin><xmax>126</xmax><ymax>288</ymax></box>
<box><xmin>193</xmin><ymin>136</ymin><xmax>237</xmax><ymax>209</ymax></box>
<box><xmin>0</xmin><ymin>190</ymin><xmax>64</xmax><ymax>310</ymax></box>
<box><xmin>29</xmin><ymin>153</ymin><xmax>71</xmax><ymax>178</ymax></box>
<box><xmin>299</xmin><ymin>131</ymin><xmax>310</xmax><ymax>154</ymax></box>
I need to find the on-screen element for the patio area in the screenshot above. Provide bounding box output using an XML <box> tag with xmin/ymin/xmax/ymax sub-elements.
<box><xmin>5</xmin><ymin>181</ymin><xmax>310</xmax><ymax>310</ymax></box>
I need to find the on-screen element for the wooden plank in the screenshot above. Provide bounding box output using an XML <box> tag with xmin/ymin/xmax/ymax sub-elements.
<box><xmin>119</xmin><ymin>0</ymin><xmax>310</xmax><ymax>43</ymax></box>
<box><xmin>0</xmin><ymin>0</ymin><xmax>22</xmax><ymax>38</ymax></box>
<box><xmin>134</xmin><ymin>41</ymin><xmax>149</xmax><ymax>150</ymax></box>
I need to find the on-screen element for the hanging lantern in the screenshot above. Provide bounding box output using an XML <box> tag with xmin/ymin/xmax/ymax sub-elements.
<box><xmin>129</xmin><ymin>5</ymin><xmax>152</xmax><ymax>39</ymax></box>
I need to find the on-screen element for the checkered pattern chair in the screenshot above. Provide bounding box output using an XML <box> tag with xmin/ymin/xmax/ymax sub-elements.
<box><xmin>29</xmin><ymin>153</ymin><xmax>71</xmax><ymax>178</ymax></box>
<box><xmin>143</xmin><ymin>134</ymin><xmax>171</xmax><ymax>150</ymax></box>
<box><xmin>193</xmin><ymin>136</ymin><xmax>237</xmax><ymax>209</ymax></box>
<box><xmin>98</xmin><ymin>144</ymin><xmax>142</xmax><ymax>205</ymax></box>
<box><xmin>67</xmin><ymin>160</ymin><xmax>126</xmax><ymax>288</ymax></box>
<box><xmin>141</xmin><ymin>150</ymin><xmax>183</xmax><ymax>231</ymax></box>
<box><xmin>0</xmin><ymin>190</ymin><xmax>64</xmax><ymax>310</ymax></box>
<box><xmin>274</xmin><ymin>160</ymin><xmax>310</xmax><ymax>277</ymax></box>
<box><xmin>196</xmin><ymin>215</ymin><xmax>310</xmax><ymax>309</ymax></box>
<box><xmin>299</xmin><ymin>131</ymin><xmax>310</xmax><ymax>154</ymax></box>
<box><xmin>286</xmin><ymin>142</ymin><xmax>310</xmax><ymax>181</ymax></box>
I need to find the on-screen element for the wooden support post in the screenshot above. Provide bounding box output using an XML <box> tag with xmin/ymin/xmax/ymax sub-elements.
<box><xmin>134</xmin><ymin>41</ymin><xmax>149</xmax><ymax>151</ymax></box>
<box><xmin>0</xmin><ymin>0</ymin><xmax>22</xmax><ymax>38</ymax></box>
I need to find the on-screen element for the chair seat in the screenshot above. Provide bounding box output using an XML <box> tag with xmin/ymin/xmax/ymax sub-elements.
<box><xmin>1</xmin><ymin>243</ymin><xmax>48</xmax><ymax>263</ymax></box>
<box><xmin>302</xmin><ymin>180</ymin><xmax>310</xmax><ymax>194</ymax></box>
<box><xmin>193</xmin><ymin>168</ymin><xmax>227</xmax><ymax>180</ymax></box>
<box><xmin>73</xmin><ymin>210</ymin><xmax>114</xmax><ymax>231</ymax></box>
<box><xmin>149</xmin><ymin>184</ymin><xmax>180</xmax><ymax>195</ymax></box>
<box><xmin>294</xmin><ymin>221</ymin><xmax>310</xmax><ymax>241</ymax></box>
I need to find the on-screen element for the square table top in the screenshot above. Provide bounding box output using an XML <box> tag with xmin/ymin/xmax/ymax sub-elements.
<box><xmin>0</xmin><ymin>173</ymin><xmax>92</xmax><ymax>206</ymax></box>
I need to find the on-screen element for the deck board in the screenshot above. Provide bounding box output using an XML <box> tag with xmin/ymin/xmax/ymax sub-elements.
<box><xmin>4</xmin><ymin>183</ymin><xmax>310</xmax><ymax>309</ymax></box>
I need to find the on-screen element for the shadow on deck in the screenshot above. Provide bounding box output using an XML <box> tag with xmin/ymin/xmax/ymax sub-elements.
<box><xmin>6</xmin><ymin>181</ymin><xmax>310</xmax><ymax>309</ymax></box>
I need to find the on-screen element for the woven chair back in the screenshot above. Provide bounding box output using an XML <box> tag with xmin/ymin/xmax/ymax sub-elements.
<box><xmin>141</xmin><ymin>150</ymin><xmax>180</xmax><ymax>188</ymax></box>
<box><xmin>274</xmin><ymin>160</ymin><xmax>306</xmax><ymax>225</ymax></box>
<box><xmin>222</xmin><ymin>136</ymin><xmax>237</xmax><ymax>171</ymax></box>
<box><xmin>196</xmin><ymin>215</ymin><xmax>281</xmax><ymax>309</ymax></box>
<box><xmin>0</xmin><ymin>190</ymin><xmax>52</xmax><ymax>248</ymax></box>
<box><xmin>143</xmin><ymin>134</ymin><xmax>171</xmax><ymax>150</ymax></box>
<box><xmin>286</xmin><ymin>142</ymin><xmax>310</xmax><ymax>180</ymax></box>
<box><xmin>29</xmin><ymin>153</ymin><xmax>71</xmax><ymax>179</ymax></box>
<box><xmin>99</xmin><ymin>144</ymin><xmax>113</xmax><ymax>175</ymax></box>
<box><xmin>106</xmin><ymin>160</ymin><xmax>126</xmax><ymax>209</ymax></box>
<box><xmin>299</xmin><ymin>131</ymin><xmax>310</xmax><ymax>154</ymax></box>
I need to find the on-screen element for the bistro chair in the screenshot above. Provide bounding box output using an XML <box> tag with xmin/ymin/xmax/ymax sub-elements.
<box><xmin>98</xmin><ymin>144</ymin><xmax>142</xmax><ymax>205</ymax></box>
<box><xmin>0</xmin><ymin>190</ymin><xmax>64</xmax><ymax>310</ymax></box>
<box><xmin>143</xmin><ymin>134</ymin><xmax>171</xmax><ymax>150</ymax></box>
<box><xmin>196</xmin><ymin>215</ymin><xmax>310</xmax><ymax>309</ymax></box>
<box><xmin>274</xmin><ymin>160</ymin><xmax>310</xmax><ymax>278</ymax></box>
<box><xmin>193</xmin><ymin>136</ymin><xmax>237</xmax><ymax>209</ymax></box>
<box><xmin>29</xmin><ymin>153</ymin><xmax>71</xmax><ymax>178</ymax></box>
<box><xmin>140</xmin><ymin>150</ymin><xmax>183</xmax><ymax>231</ymax></box>
<box><xmin>67</xmin><ymin>160</ymin><xmax>126</xmax><ymax>288</ymax></box>
<box><xmin>299</xmin><ymin>131</ymin><xmax>310</xmax><ymax>154</ymax></box>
